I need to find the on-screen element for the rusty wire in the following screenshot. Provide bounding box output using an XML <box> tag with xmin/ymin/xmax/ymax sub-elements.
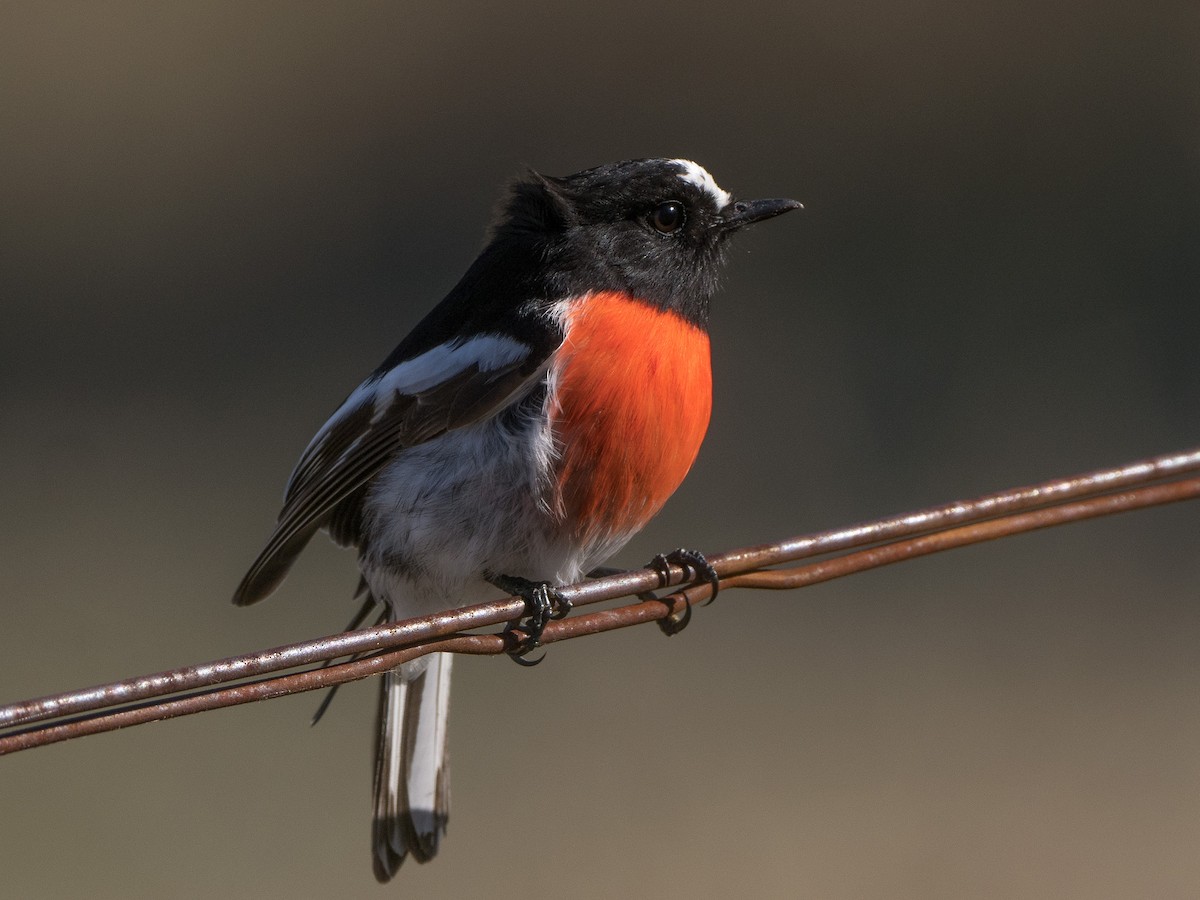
<box><xmin>1</xmin><ymin>446</ymin><xmax>1197</xmax><ymax>756</ymax></box>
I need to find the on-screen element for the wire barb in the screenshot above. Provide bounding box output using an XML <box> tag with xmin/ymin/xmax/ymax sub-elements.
<box><xmin>1</xmin><ymin>446</ymin><xmax>1198</xmax><ymax>756</ymax></box>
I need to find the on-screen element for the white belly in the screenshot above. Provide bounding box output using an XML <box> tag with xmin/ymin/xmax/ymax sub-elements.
<box><xmin>357</xmin><ymin>404</ymin><xmax>607</xmax><ymax>618</ymax></box>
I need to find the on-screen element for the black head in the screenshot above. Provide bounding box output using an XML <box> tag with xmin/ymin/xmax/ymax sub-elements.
<box><xmin>492</xmin><ymin>158</ymin><xmax>802</xmax><ymax>326</ymax></box>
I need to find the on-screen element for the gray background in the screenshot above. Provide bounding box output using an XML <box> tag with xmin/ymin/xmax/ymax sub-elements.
<box><xmin>2</xmin><ymin>3</ymin><xmax>1197</xmax><ymax>897</ymax></box>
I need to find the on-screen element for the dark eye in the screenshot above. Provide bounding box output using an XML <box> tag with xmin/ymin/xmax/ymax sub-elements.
<box><xmin>649</xmin><ymin>200</ymin><xmax>686</xmax><ymax>234</ymax></box>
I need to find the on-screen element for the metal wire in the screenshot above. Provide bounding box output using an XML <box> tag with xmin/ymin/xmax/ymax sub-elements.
<box><xmin>1</xmin><ymin>446</ymin><xmax>1197</xmax><ymax>755</ymax></box>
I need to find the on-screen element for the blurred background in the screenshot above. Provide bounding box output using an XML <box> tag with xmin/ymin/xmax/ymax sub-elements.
<box><xmin>2</xmin><ymin>2</ymin><xmax>1197</xmax><ymax>897</ymax></box>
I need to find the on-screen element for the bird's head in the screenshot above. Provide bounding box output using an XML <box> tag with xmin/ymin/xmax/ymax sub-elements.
<box><xmin>494</xmin><ymin>158</ymin><xmax>802</xmax><ymax>325</ymax></box>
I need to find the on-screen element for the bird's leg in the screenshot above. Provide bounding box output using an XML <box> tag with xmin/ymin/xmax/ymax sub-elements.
<box><xmin>488</xmin><ymin>574</ymin><xmax>572</xmax><ymax>666</ymax></box>
<box><xmin>645</xmin><ymin>548</ymin><xmax>720</xmax><ymax>636</ymax></box>
<box><xmin>648</xmin><ymin>548</ymin><xmax>720</xmax><ymax>599</ymax></box>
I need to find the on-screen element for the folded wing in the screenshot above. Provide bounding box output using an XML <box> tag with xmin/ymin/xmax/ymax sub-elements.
<box><xmin>233</xmin><ymin>332</ymin><xmax>557</xmax><ymax>606</ymax></box>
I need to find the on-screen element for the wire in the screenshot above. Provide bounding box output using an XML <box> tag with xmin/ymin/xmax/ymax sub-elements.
<box><xmin>1</xmin><ymin>447</ymin><xmax>1197</xmax><ymax>755</ymax></box>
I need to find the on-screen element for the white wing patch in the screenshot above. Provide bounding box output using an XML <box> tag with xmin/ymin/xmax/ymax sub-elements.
<box><xmin>285</xmin><ymin>333</ymin><xmax>531</xmax><ymax>498</ymax></box>
<box><xmin>671</xmin><ymin>159</ymin><xmax>732</xmax><ymax>209</ymax></box>
<box><xmin>372</xmin><ymin>333</ymin><xmax>530</xmax><ymax>399</ymax></box>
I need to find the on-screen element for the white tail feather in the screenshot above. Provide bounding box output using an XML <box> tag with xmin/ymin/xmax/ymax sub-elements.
<box><xmin>372</xmin><ymin>653</ymin><xmax>453</xmax><ymax>882</ymax></box>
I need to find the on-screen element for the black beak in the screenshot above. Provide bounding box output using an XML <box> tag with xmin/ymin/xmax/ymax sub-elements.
<box><xmin>717</xmin><ymin>197</ymin><xmax>804</xmax><ymax>231</ymax></box>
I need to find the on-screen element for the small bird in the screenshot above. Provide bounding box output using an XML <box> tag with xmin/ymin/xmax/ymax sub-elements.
<box><xmin>233</xmin><ymin>158</ymin><xmax>801</xmax><ymax>881</ymax></box>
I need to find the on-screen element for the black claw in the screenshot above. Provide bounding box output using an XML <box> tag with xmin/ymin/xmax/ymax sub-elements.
<box><xmin>648</xmin><ymin>553</ymin><xmax>673</xmax><ymax>586</ymax></box>
<box><xmin>644</xmin><ymin>548</ymin><xmax>718</xmax><ymax>636</ymax></box>
<box><xmin>490</xmin><ymin>575</ymin><xmax>570</xmax><ymax>665</ymax></box>
<box><xmin>502</xmin><ymin>618</ymin><xmax>548</xmax><ymax>666</ymax></box>
<box><xmin>589</xmin><ymin>564</ymin><xmax>687</xmax><ymax>634</ymax></box>
<box><xmin>657</xmin><ymin>594</ymin><xmax>693</xmax><ymax>636</ymax></box>
<box><xmin>648</xmin><ymin>548</ymin><xmax>720</xmax><ymax>603</ymax></box>
<box><xmin>549</xmin><ymin>592</ymin><xmax>573</xmax><ymax>621</ymax></box>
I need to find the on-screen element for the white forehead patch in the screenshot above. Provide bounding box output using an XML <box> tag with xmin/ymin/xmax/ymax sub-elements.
<box><xmin>671</xmin><ymin>159</ymin><xmax>732</xmax><ymax>209</ymax></box>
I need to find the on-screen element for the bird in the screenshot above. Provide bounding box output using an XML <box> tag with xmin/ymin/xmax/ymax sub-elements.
<box><xmin>232</xmin><ymin>158</ymin><xmax>801</xmax><ymax>881</ymax></box>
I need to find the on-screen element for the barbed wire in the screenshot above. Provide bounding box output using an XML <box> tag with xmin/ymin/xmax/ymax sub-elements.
<box><xmin>2</xmin><ymin>446</ymin><xmax>1197</xmax><ymax>756</ymax></box>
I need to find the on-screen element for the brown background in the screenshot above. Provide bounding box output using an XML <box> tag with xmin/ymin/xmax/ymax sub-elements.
<box><xmin>2</xmin><ymin>3</ymin><xmax>1198</xmax><ymax>897</ymax></box>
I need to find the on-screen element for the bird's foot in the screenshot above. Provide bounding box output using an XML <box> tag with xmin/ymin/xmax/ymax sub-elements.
<box><xmin>646</xmin><ymin>548</ymin><xmax>720</xmax><ymax>636</ymax></box>
<box><xmin>489</xmin><ymin>575</ymin><xmax>572</xmax><ymax>666</ymax></box>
